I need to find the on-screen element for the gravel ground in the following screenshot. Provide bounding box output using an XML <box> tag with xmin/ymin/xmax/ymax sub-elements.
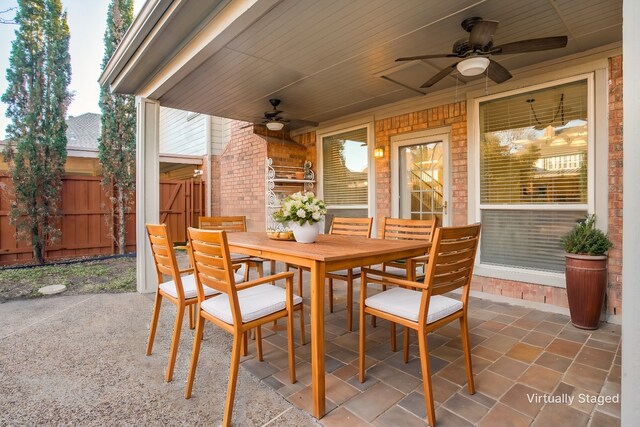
<box><xmin>0</xmin><ymin>292</ymin><xmax>317</xmax><ymax>426</ymax></box>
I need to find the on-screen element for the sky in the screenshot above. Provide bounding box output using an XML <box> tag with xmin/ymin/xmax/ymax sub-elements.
<box><xmin>0</xmin><ymin>0</ymin><xmax>145</xmax><ymax>140</ymax></box>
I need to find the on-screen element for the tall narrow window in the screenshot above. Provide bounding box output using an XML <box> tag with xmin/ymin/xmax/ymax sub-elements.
<box><xmin>321</xmin><ymin>127</ymin><xmax>369</xmax><ymax>219</ymax></box>
<box><xmin>478</xmin><ymin>79</ymin><xmax>589</xmax><ymax>273</ymax></box>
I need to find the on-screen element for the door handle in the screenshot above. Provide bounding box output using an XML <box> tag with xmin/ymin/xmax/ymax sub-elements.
<box><xmin>443</xmin><ymin>201</ymin><xmax>448</xmax><ymax>215</ymax></box>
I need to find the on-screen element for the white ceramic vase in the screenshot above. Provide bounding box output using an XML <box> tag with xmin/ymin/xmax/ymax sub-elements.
<box><xmin>290</xmin><ymin>221</ymin><xmax>319</xmax><ymax>243</ymax></box>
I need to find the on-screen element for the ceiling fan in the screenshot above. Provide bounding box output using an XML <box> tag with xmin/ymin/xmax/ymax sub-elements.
<box><xmin>242</xmin><ymin>99</ymin><xmax>290</xmax><ymax>131</ymax></box>
<box><xmin>396</xmin><ymin>17</ymin><xmax>568</xmax><ymax>88</ymax></box>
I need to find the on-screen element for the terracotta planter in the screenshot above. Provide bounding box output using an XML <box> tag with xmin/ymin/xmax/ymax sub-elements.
<box><xmin>565</xmin><ymin>253</ymin><xmax>607</xmax><ymax>330</ymax></box>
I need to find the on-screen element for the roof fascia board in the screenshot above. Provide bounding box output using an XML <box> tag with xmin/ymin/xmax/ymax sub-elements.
<box><xmin>99</xmin><ymin>0</ymin><xmax>173</xmax><ymax>86</ymax></box>
<box><xmin>110</xmin><ymin>0</ymin><xmax>188</xmax><ymax>92</ymax></box>
<box><xmin>159</xmin><ymin>154</ymin><xmax>204</xmax><ymax>164</ymax></box>
<box><xmin>135</xmin><ymin>0</ymin><xmax>279</xmax><ymax>99</ymax></box>
<box><xmin>67</xmin><ymin>149</ymin><xmax>99</xmax><ymax>158</ymax></box>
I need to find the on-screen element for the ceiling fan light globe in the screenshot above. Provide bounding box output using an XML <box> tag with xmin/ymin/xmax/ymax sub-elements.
<box><xmin>266</xmin><ymin>121</ymin><xmax>284</xmax><ymax>131</ymax></box>
<box><xmin>457</xmin><ymin>57</ymin><xmax>490</xmax><ymax>76</ymax></box>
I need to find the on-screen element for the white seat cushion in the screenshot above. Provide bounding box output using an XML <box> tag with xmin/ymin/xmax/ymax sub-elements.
<box><xmin>365</xmin><ymin>287</ymin><xmax>462</xmax><ymax>324</ymax></box>
<box><xmin>159</xmin><ymin>274</ymin><xmax>220</xmax><ymax>300</ymax></box>
<box><xmin>200</xmin><ymin>284</ymin><xmax>303</xmax><ymax>325</ymax></box>
<box><xmin>371</xmin><ymin>265</ymin><xmax>424</xmax><ymax>278</ymax></box>
<box><xmin>231</xmin><ymin>252</ymin><xmax>251</xmax><ymax>261</ymax></box>
<box><xmin>328</xmin><ymin>267</ymin><xmax>362</xmax><ymax>277</ymax></box>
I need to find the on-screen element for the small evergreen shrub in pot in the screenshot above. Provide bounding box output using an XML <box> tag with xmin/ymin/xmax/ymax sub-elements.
<box><xmin>562</xmin><ymin>214</ymin><xmax>613</xmax><ymax>329</ymax></box>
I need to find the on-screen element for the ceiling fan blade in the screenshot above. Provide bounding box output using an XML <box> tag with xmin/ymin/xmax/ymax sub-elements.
<box><xmin>396</xmin><ymin>53</ymin><xmax>457</xmax><ymax>61</ymax></box>
<box><xmin>264</xmin><ymin>110</ymin><xmax>283</xmax><ymax>117</ymax></box>
<box><xmin>420</xmin><ymin>63</ymin><xmax>458</xmax><ymax>88</ymax></box>
<box><xmin>487</xmin><ymin>59</ymin><xmax>512</xmax><ymax>84</ymax></box>
<box><xmin>492</xmin><ymin>36</ymin><xmax>568</xmax><ymax>55</ymax></box>
<box><xmin>469</xmin><ymin>20</ymin><xmax>498</xmax><ymax>48</ymax></box>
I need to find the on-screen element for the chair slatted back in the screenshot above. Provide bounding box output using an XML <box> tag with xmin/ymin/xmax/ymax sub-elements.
<box><xmin>146</xmin><ymin>224</ymin><xmax>183</xmax><ymax>298</ymax></box>
<box><xmin>187</xmin><ymin>227</ymin><xmax>242</xmax><ymax>322</ymax></box>
<box><xmin>422</xmin><ymin>223</ymin><xmax>481</xmax><ymax>298</ymax></box>
<box><xmin>329</xmin><ymin>217</ymin><xmax>373</xmax><ymax>237</ymax></box>
<box><xmin>198</xmin><ymin>216</ymin><xmax>247</xmax><ymax>232</ymax></box>
<box><xmin>381</xmin><ymin>217</ymin><xmax>438</xmax><ymax>242</ymax></box>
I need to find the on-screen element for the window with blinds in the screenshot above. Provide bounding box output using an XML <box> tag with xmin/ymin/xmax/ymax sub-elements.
<box><xmin>478</xmin><ymin>79</ymin><xmax>589</xmax><ymax>273</ymax></box>
<box><xmin>322</xmin><ymin>128</ymin><xmax>369</xmax><ymax>211</ymax></box>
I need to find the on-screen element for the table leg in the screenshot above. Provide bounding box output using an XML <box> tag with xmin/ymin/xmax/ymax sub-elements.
<box><xmin>310</xmin><ymin>260</ymin><xmax>326</xmax><ymax>418</ymax></box>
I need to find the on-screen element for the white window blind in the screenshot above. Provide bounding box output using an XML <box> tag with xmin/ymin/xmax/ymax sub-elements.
<box><xmin>322</xmin><ymin>128</ymin><xmax>368</xmax><ymax>207</ymax></box>
<box><xmin>478</xmin><ymin>79</ymin><xmax>589</xmax><ymax>273</ymax></box>
<box><xmin>481</xmin><ymin>209</ymin><xmax>586</xmax><ymax>272</ymax></box>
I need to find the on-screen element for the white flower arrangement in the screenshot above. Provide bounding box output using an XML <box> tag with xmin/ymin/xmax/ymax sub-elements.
<box><xmin>273</xmin><ymin>191</ymin><xmax>327</xmax><ymax>226</ymax></box>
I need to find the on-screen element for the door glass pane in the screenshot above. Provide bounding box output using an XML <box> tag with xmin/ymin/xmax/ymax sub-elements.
<box><xmin>399</xmin><ymin>142</ymin><xmax>443</xmax><ymax>224</ymax></box>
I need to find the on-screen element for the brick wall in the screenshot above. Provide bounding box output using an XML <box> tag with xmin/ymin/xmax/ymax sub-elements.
<box><xmin>294</xmin><ymin>131</ymin><xmax>317</xmax><ymax>168</ymax></box>
<box><xmin>210</xmin><ymin>125</ymin><xmax>312</xmax><ymax>232</ymax></box>
<box><xmin>607</xmin><ymin>55</ymin><xmax>623</xmax><ymax>317</ymax></box>
<box><xmin>212</xmin><ymin>122</ymin><xmax>267</xmax><ymax>231</ymax></box>
<box><xmin>368</xmin><ymin>59</ymin><xmax>624</xmax><ymax>317</ymax></box>
<box><xmin>211</xmin><ymin>55</ymin><xmax>623</xmax><ymax>317</ymax></box>
<box><xmin>373</xmin><ymin>102</ymin><xmax>468</xmax><ymax>234</ymax></box>
<box><xmin>210</xmin><ymin>155</ymin><xmax>221</xmax><ymax>216</ymax></box>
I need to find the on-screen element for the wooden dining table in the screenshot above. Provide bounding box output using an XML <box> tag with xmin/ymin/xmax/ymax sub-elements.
<box><xmin>226</xmin><ymin>231</ymin><xmax>429</xmax><ymax>419</ymax></box>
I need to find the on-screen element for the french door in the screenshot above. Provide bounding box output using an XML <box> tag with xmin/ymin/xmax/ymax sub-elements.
<box><xmin>392</xmin><ymin>131</ymin><xmax>450</xmax><ymax>226</ymax></box>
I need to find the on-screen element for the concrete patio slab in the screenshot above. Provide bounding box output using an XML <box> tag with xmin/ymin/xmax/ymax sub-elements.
<box><xmin>0</xmin><ymin>293</ymin><xmax>316</xmax><ymax>426</ymax></box>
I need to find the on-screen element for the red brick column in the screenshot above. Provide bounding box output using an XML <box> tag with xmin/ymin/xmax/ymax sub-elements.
<box><xmin>215</xmin><ymin>122</ymin><xmax>268</xmax><ymax>231</ymax></box>
<box><xmin>607</xmin><ymin>55</ymin><xmax>623</xmax><ymax>317</ymax></box>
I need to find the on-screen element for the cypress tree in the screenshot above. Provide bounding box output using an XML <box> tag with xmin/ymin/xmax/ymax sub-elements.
<box><xmin>98</xmin><ymin>0</ymin><xmax>135</xmax><ymax>255</ymax></box>
<box><xmin>1</xmin><ymin>0</ymin><xmax>71</xmax><ymax>264</ymax></box>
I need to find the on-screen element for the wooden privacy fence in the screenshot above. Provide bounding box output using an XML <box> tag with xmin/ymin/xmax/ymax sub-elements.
<box><xmin>0</xmin><ymin>175</ymin><xmax>205</xmax><ymax>265</ymax></box>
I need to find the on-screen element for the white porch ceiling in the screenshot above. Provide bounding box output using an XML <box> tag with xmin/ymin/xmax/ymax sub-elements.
<box><xmin>105</xmin><ymin>0</ymin><xmax>621</xmax><ymax>129</ymax></box>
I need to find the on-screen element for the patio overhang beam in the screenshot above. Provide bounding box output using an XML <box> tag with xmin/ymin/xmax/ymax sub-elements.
<box><xmin>100</xmin><ymin>0</ymin><xmax>279</xmax><ymax>99</ymax></box>
<box><xmin>99</xmin><ymin>0</ymin><xmax>173</xmax><ymax>88</ymax></box>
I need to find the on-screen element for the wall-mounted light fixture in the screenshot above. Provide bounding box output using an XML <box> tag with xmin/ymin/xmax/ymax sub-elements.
<box><xmin>374</xmin><ymin>146</ymin><xmax>385</xmax><ymax>158</ymax></box>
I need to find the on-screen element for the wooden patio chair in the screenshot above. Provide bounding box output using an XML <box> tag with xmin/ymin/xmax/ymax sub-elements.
<box><xmin>184</xmin><ymin>227</ymin><xmax>301</xmax><ymax>427</ymax></box>
<box><xmin>326</xmin><ymin>217</ymin><xmax>374</xmax><ymax>331</ymax></box>
<box><xmin>378</xmin><ymin>217</ymin><xmax>438</xmax><ymax>281</ymax></box>
<box><xmin>198</xmin><ymin>216</ymin><xmax>272</xmax><ymax>281</ymax></box>
<box><xmin>200</xmin><ymin>216</ymin><xmax>306</xmax><ymax>345</ymax></box>
<box><xmin>145</xmin><ymin>223</ymin><xmax>229</xmax><ymax>382</ymax></box>
<box><xmin>287</xmin><ymin>216</ymin><xmax>373</xmax><ymax>331</ymax></box>
<box><xmin>199</xmin><ymin>216</ymin><xmax>277</xmax><ymax>279</ymax></box>
<box><xmin>358</xmin><ymin>223</ymin><xmax>481</xmax><ymax>427</ymax></box>
<box><xmin>371</xmin><ymin>217</ymin><xmax>438</xmax><ymax>352</ymax></box>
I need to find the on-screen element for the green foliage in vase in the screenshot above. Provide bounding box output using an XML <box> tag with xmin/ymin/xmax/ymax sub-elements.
<box><xmin>562</xmin><ymin>214</ymin><xmax>613</xmax><ymax>256</ymax></box>
<box><xmin>273</xmin><ymin>192</ymin><xmax>327</xmax><ymax>226</ymax></box>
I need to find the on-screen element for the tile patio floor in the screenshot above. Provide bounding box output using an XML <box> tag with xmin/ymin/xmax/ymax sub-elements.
<box><xmin>239</xmin><ymin>267</ymin><xmax>621</xmax><ymax>426</ymax></box>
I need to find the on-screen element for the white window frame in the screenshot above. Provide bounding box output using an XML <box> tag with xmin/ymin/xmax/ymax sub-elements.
<box><xmin>471</xmin><ymin>73</ymin><xmax>602</xmax><ymax>288</ymax></box>
<box><xmin>316</xmin><ymin>121</ymin><xmax>376</xmax><ymax>231</ymax></box>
